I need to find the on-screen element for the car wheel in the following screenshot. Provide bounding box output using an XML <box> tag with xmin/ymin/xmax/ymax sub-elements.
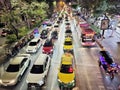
<box><xmin>98</xmin><ymin>60</ymin><xmax>101</xmax><ymax>67</ymax></box>
<box><xmin>43</xmin><ymin>76</ymin><xmax>47</xmax><ymax>85</ymax></box>
<box><xmin>27</xmin><ymin>86</ymin><xmax>31</xmax><ymax>90</ymax></box>
<box><xmin>18</xmin><ymin>75</ymin><xmax>22</xmax><ymax>82</ymax></box>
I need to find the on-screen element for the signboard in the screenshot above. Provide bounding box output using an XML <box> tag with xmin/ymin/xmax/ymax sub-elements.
<box><xmin>100</xmin><ymin>19</ymin><xmax>109</xmax><ymax>30</ymax></box>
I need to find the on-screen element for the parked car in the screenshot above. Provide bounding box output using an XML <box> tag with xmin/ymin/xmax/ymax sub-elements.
<box><xmin>26</xmin><ymin>54</ymin><xmax>51</xmax><ymax>89</ymax></box>
<box><xmin>40</xmin><ymin>30</ymin><xmax>48</xmax><ymax>39</ymax></box>
<box><xmin>42</xmin><ymin>39</ymin><xmax>54</xmax><ymax>54</ymax></box>
<box><xmin>57</xmin><ymin>53</ymin><xmax>75</xmax><ymax>89</ymax></box>
<box><xmin>26</xmin><ymin>38</ymin><xmax>41</xmax><ymax>53</ymax></box>
<box><xmin>0</xmin><ymin>54</ymin><xmax>31</xmax><ymax>86</ymax></box>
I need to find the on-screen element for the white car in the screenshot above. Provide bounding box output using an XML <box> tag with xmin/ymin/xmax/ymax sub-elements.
<box><xmin>26</xmin><ymin>38</ymin><xmax>42</xmax><ymax>53</ymax></box>
<box><xmin>26</xmin><ymin>54</ymin><xmax>51</xmax><ymax>88</ymax></box>
<box><xmin>0</xmin><ymin>54</ymin><xmax>31</xmax><ymax>86</ymax></box>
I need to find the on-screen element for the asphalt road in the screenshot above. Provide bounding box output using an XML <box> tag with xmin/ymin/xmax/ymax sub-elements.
<box><xmin>0</xmin><ymin>16</ymin><xmax>120</xmax><ymax>90</ymax></box>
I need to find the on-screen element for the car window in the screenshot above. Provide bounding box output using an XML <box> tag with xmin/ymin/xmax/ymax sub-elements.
<box><xmin>21</xmin><ymin>58</ymin><xmax>27</xmax><ymax>67</ymax></box>
<box><xmin>44</xmin><ymin>41</ymin><xmax>52</xmax><ymax>47</ymax></box>
<box><xmin>6</xmin><ymin>64</ymin><xmax>19</xmax><ymax>72</ymax></box>
<box><xmin>37</xmin><ymin>39</ymin><xmax>40</xmax><ymax>43</ymax></box>
<box><xmin>29</xmin><ymin>42</ymin><xmax>37</xmax><ymax>46</ymax></box>
<box><xmin>64</xmin><ymin>41</ymin><xmax>72</xmax><ymax>45</ymax></box>
<box><xmin>60</xmin><ymin>64</ymin><xmax>73</xmax><ymax>73</ymax></box>
<box><xmin>30</xmin><ymin>65</ymin><xmax>43</xmax><ymax>74</ymax></box>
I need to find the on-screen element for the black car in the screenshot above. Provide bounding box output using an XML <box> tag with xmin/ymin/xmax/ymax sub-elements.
<box><xmin>65</xmin><ymin>29</ymin><xmax>72</xmax><ymax>37</ymax></box>
<box><xmin>51</xmin><ymin>30</ymin><xmax>58</xmax><ymax>39</ymax></box>
<box><xmin>40</xmin><ymin>30</ymin><xmax>48</xmax><ymax>39</ymax></box>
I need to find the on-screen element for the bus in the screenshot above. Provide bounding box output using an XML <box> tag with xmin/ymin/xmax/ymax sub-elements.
<box><xmin>81</xmin><ymin>28</ymin><xmax>96</xmax><ymax>46</ymax></box>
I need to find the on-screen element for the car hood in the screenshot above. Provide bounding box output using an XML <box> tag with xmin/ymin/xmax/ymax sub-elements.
<box><xmin>58</xmin><ymin>72</ymin><xmax>75</xmax><ymax>83</ymax></box>
<box><xmin>1</xmin><ymin>72</ymin><xmax>18</xmax><ymax>81</ymax></box>
<box><xmin>27</xmin><ymin>73</ymin><xmax>44</xmax><ymax>83</ymax></box>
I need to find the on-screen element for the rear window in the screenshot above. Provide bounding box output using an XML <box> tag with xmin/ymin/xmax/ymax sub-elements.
<box><xmin>60</xmin><ymin>64</ymin><xmax>73</xmax><ymax>73</ymax></box>
<box><xmin>29</xmin><ymin>42</ymin><xmax>37</xmax><ymax>46</ymax></box>
<box><xmin>6</xmin><ymin>64</ymin><xmax>19</xmax><ymax>72</ymax></box>
<box><xmin>64</xmin><ymin>41</ymin><xmax>72</xmax><ymax>45</ymax></box>
<box><xmin>30</xmin><ymin>65</ymin><xmax>43</xmax><ymax>74</ymax></box>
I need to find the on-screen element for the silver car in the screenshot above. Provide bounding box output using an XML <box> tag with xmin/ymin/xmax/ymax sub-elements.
<box><xmin>26</xmin><ymin>54</ymin><xmax>51</xmax><ymax>88</ymax></box>
<box><xmin>0</xmin><ymin>54</ymin><xmax>31</xmax><ymax>86</ymax></box>
<box><xmin>26</xmin><ymin>38</ymin><xmax>42</xmax><ymax>53</ymax></box>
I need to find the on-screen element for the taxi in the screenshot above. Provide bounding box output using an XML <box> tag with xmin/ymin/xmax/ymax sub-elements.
<box><xmin>63</xmin><ymin>37</ymin><xmax>73</xmax><ymax>52</ymax></box>
<box><xmin>57</xmin><ymin>53</ymin><xmax>75</xmax><ymax>89</ymax></box>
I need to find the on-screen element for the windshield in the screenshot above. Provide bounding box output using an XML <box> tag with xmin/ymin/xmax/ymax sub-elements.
<box><xmin>29</xmin><ymin>42</ymin><xmax>37</xmax><ymax>46</ymax></box>
<box><xmin>44</xmin><ymin>41</ymin><xmax>52</xmax><ymax>47</ymax></box>
<box><xmin>6</xmin><ymin>64</ymin><xmax>19</xmax><ymax>72</ymax></box>
<box><xmin>60</xmin><ymin>64</ymin><xmax>73</xmax><ymax>73</ymax></box>
<box><xmin>64</xmin><ymin>41</ymin><xmax>72</xmax><ymax>45</ymax></box>
<box><xmin>30</xmin><ymin>65</ymin><xmax>43</xmax><ymax>74</ymax></box>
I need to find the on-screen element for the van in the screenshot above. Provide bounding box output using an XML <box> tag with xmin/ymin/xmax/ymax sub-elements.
<box><xmin>26</xmin><ymin>54</ymin><xmax>51</xmax><ymax>88</ymax></box>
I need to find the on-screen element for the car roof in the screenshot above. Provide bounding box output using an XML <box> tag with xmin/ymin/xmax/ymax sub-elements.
<box><xmin>61</xmin><ymin>53</ymin><xmax>73</xmax><ymax>65</ymax></box>
<box><xmin>10</xmin><ymin>56</ymin><xmax>26</xmax><ymax>64</ymax></box>
<box><xmin>31</xmin><ymin>38</ymin><xmax>40</xmax><ymax>42</ymax></box>
<box><xmin>34</xmin><ymin>54</ymin><xmax>48</xmax><ymax>65</ymax></box>
<box><xmin>100</xmin><ymin>51</ymin><xmax>113</xmax><ymax>64</ymax></box>
<box><xmin>65</xmin><ymin>37</ymin><xmax>72</xmax><ymax>41</ymax></box>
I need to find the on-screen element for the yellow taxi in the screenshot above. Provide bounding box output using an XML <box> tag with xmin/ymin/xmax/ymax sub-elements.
<box><xmin>57</xmin><ymin>53</ymin><xmax>75</xmax><ymax>89</ymax></box>
<box><xmin>63</xmin><ymin>37</ymin><xmax>73</xmax><ymax>52</ymax></box>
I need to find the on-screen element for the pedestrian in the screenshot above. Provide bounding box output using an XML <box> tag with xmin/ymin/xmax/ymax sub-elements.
<box><xmin>109</xmin><ymin>15</ymin><xmax>118</xmax><ymax>37</ymax></box>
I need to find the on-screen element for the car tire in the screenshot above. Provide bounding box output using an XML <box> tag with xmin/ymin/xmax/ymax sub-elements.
<box><xmin>98</xmin><ymin>60</ymin><xmax>101</xmax><ymax>67</ymax></box>
<box><xmin>43</xmin><ymin>76</ymin><xmax>47</xmax><ymax>85</ymax></box>
<box><xmin>18</xmin><ymin>75</ymin><xmax>22</xmax><ymax>82</ymax></box>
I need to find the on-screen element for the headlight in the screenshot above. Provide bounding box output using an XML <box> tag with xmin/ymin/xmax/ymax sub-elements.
<box><xmin>58</xmin><ymin>79</ymin><xmax>62</xmax><ymax>83</ymax></box>
<box><xmin>0</xmin><ymin>80</ymin><xmax>2</xmax><ymax>83</ymax></box>
<box><xmin>69</xmin><ymin>80</ymin><xmax>75</xmax><ymax>84</ymax></box>
<box><xmin>10</xmin><ymin>79</ymin><xmax>16</xmax><ymax>84</ymax></box>
<box><xmin>38</xmin><ymin>80</ymin><xmax>44</xmax><ymax>86</ymax></box>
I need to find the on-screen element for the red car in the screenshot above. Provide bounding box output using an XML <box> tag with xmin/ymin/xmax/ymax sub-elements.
<box><xmin>42</xmin><ymin>39</ymin><xmax>54</xmax><ymax>54</ymax></box>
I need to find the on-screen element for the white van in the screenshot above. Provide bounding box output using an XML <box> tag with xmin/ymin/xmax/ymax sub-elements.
<box><xmin>26</xmin><ymin>54</ymin><xmax>51</xmax><ymax>89</ymax></box>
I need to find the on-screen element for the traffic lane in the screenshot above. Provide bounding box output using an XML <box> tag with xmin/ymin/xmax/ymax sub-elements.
<box><xmin>71</xmin><ymin>21</ymin><xmax>106</xmax><ymax>90</ymax></box>
<box><xmin>44</xmin><ymin>22</ymin><xmax>65</xmax><ymax>90</ymax></box>
<box><xmin>0</xmin><ymin>43</ymin><xmax>43</xmax><ymax>90</ymax></box>
<box><xmin>100</xmin><ymin>30</ymin><xmax>120</xmax><ymax>89</ymax></box>
<box><xmin>75</xmin><ymin>47</ymin><xmax>105</xmax><ymax>90</ymax></box>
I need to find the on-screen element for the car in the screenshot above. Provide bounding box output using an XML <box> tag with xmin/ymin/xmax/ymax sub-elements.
<box><xmin>26</xmin><ymin>38</ymin><xmax>41</xmax><ymax>53</ymax></box>
<box><xmin>51</xmin><ymin>30</ymin><xmax>58</xmax><ymax>39</ymax></box>
<box><xmin>40</xmin><ymin>30</ymin><xmax>48</xmax><ymax>39</ymax></box>
<box><xmin>0</xmin><ymin>54</ymin><xmax>31</xmax><ymax>86</ymax></box>
<box><xmin>46</xmin><ymin>23</ymin><xmax>52</xmax><ymax>30</ymax></box>
<box><xmin>65</xmin><ymin>22</ymin><xmax>70</xmax><ymax>26</ymax></box>
<box><xmin>98</xmin><ymin>50</ymin><xmax>118</xmax><ymax>73</ymax></box>
<box><xmin>42</xmin><ymin>39</ymin><xmax>54</xmax><ymax>54</ymax></box>
<box><xmin>57</xmin><ymin>53</ymin><xmax>75</xmax><ymax>89</ymax></box>
<box><xmin>63</xmin><ymin>37</ymin><xmax>73</xmax><ymax>53</ymax></box>
<box><xmin>26</xmin><ymin>54</ymin><xmax>51</xmax><ymax>88</ymax></box>
<box><xmin>65</xmin><ymin>29</ymin><xmax>72</xmax><ymax>37</ymax></box>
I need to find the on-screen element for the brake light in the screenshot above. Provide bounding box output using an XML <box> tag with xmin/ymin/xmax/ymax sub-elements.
<box><xmin>69</xmin><ymin>67</ymin><xmax>73</xmax><ymax>73</ymax></box>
